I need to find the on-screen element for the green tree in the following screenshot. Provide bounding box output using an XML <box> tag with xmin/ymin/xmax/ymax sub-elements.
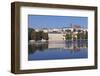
<box><xmin>77</xmin><ymin>31</ymin><xmax>85</xmax><ymax>39</ymax></box>
<box><xmin>42</xmin><ymin>32</ymin><xmax>49</xmax><ymax>40</ymax></box>
<box><xmin>35</xmin><ymin>31</ymin><xmax>43</xmax><ymax>41</ymax></box>
<box><xmin>65</xmin><ymin>33</ymin><xmax>72</xmax><ymax>40</ymax></box>
<box><xmin>28</xmin><ymin>28</ymin><xmax>34</xmax><ymax>40</ymax></box>
<box><xmin>84</xmin><ymin>31</ymin><xmax>88</xmax><ymax>39</ymax></box>
<box><xmin>77</xmin><ymin>32</ymin><xmax>81</xmax><ymax>39</ymax></box>
<box><xmin>31</xmin><ymin>30</ymin><xmax>36</xmax><ymax>40</ymax></box>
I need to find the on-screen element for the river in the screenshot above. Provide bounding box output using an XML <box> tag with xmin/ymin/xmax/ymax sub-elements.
<box><xmin>28</xmin><ymin>40</ymin><xmax>88</xmax><ymax>61</ymax></box>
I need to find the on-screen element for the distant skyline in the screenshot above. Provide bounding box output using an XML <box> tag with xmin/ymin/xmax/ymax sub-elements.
<box><xmin>28</xmin><ymin>15</ymin><xmax>88</xmax><ymax>29</ymax></box>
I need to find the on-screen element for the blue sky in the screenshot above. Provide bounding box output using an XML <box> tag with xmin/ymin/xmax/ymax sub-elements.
<box><xmin>28</xmin><ymin>15</ymin><xmax>88</xmax><ymax>29</ymax></box>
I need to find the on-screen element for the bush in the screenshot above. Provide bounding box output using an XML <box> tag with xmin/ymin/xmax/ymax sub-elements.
<box><xmin>65</xmin><ymin>33</ymin><xmax>72</xmax><ymax>40</ymax></box>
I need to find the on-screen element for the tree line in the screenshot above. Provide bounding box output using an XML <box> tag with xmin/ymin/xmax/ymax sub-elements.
<box><xmin>65</xmin><ymin>31</ymin><xmax>88</xmax><ymax>40</ymax></box>
<box><xmin>28</xmin><ymin>28</ymin><xmax>48</xmax><ymax>41</ymax></box>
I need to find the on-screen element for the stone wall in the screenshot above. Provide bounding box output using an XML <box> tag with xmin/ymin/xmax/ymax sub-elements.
<box><xmin>48</xmin><ymin>33</ymin><xmax>65</xmax><ymax>41</ymax></box>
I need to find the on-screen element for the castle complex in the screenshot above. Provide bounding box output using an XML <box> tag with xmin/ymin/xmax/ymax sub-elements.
<box><xmin>33</xmin><ymin>25</ymin><xmax>88</xmax><ymax>41</ymax></box>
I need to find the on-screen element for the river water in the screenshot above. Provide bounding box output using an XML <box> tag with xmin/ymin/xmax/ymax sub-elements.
<box><xmin>28</xmin><ymin>40</ymin><xmax>88</xmax><ymax>61</ymax></box>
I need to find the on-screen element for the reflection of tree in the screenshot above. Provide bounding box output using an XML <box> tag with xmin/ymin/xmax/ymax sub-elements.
<box><xmin>28</xmin><ymin>40</ymin><xmax>88</xmax><ymax>54</ymax></box>
<box><xmin>65</xmin><ymin>40</ymin><xmax>88</xmax><ymax>52</ymax></box>
<box><xmin>28</xmin><ymin>41</ymin><xmax>48</xmax><ymax>54</ymax></box>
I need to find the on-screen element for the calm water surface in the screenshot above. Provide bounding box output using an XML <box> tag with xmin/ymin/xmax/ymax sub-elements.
<box><xmin>28</xmin><ymin>40</ymin><xmax>88</xmax><ymax>60</ymax></box>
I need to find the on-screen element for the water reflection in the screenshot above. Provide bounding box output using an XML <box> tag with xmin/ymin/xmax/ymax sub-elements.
<box><xmin>28</xmin><ymin>41</ymin><xmax>48</xmax><ymax>54</ymax></box>
<box><xmin>28</xmin><ymin>40</ymin><xmax>88</xmax><ymax>54</ymax></box>
<box><xmin>65</xmin><ymin>40</ymin><xmax>87</xmax><ymax>51</ymax></box>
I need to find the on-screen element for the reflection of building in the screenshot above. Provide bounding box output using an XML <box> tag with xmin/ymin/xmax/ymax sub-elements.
<box><xmin>28</xmin><ymin>40</ymin><xmax>88</xmax><ymax>54</ymax></box>
<box><xmin>48</xmin><ymin>40</ymin><xmax>65</xmax><ymax>48</ymax></box>
<box><xmin>48</xmin><ymin>40</ymin><xmax>88</xmax><ymax>50</ymax></box>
